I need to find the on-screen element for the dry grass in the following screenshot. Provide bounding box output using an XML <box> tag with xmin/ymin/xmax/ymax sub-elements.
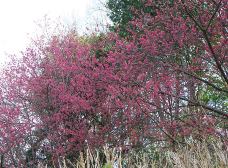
<box><xmin>38</xmin><ymin>141</ymin><xmax>228</xmax><ymax>168</ymax></box>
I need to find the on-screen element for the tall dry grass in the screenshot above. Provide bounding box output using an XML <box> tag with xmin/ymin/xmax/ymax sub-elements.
<box><xmin>38</xmin><ymin>140</ymin><xmax>228</xmax><ymax>168</ymax></box>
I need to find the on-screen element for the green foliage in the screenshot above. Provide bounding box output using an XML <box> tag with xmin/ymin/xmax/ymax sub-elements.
<box><xmin>102</xmin><ymin>162</ymin><xmax>112</xmax><ymax>168</ymax></box>
<box><xmin>106</xmin><ymin>0</ymin><xmax>155</xmax><ymax>37</ymax></box>
<box><xmin>199</xmin><ymin>85</ymin><xmax>228</xmax><ymax>113</ymax></box>
<box><xmin>106</xmin><ymin>0</ymin><xmax>179</xmax><ymax>37</ymax></box>
<box><xmin>107</xmin><ymin>0</ymin><xmax>142</xmax><ymax>24</ymax></box>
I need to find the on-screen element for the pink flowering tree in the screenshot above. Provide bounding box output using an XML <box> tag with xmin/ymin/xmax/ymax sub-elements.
<box><xmin>0</xmin><ymin>0</ymin><xmax>227</xmax><ymax>166</ymax></box>
<box><xmin>0</xmin><ymin>51</ymin><xmax>42</xmax><ymax>166</ymax></box>
<box><xmin>122</xmin><ymin>0</ymin><xmax>228</xmax><ymax>142</ymax></box>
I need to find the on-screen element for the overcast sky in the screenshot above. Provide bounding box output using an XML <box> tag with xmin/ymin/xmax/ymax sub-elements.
<box><xmin>0</xmin><ymin>0</ymin><xmax>108</xmax><ymax>66</ymax></box>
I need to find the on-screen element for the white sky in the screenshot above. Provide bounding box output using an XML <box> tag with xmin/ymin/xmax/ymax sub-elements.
<box><xmin>0</xmin><ymin>0</ymin><xmax>109</xmax><ymax>66</ymax></box>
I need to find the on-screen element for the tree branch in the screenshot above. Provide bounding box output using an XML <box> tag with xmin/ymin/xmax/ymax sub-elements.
<box><xmin>206</xmin><ymin>0</ymin><xmax>222</xmax><ymax>31</ymax></box>
<box><xmin>202</xmin><ymin>30</ymin><xmax>228</xmax><ymax>85</ymax></box>
<box><xmin>179</xmin><ymin>69</ymin><xmax>228</xmax><ymax>94</ymax></box>
<box><xmin>159</xmin><ymin>91</ymin><xmax>228</xmax><ymax>118</ymax></box>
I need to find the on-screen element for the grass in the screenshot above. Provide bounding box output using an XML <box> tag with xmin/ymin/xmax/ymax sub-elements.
<box><xmin>38</xmin><ymin>140</ymin><xmax>228</xmax><ymax>168</ymax></box>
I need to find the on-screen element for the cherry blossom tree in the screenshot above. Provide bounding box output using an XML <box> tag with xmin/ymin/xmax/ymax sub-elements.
<box><xmin>0</xmin><ymin>0</ymin><xmax>227</xmax><ymax>166</ymax></box>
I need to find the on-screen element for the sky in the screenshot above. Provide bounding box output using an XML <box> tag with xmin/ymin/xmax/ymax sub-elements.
<box><xmin>0</xmin><ymin>0</ymin><xmax>108</xmax><ymax>66</ymax></box>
